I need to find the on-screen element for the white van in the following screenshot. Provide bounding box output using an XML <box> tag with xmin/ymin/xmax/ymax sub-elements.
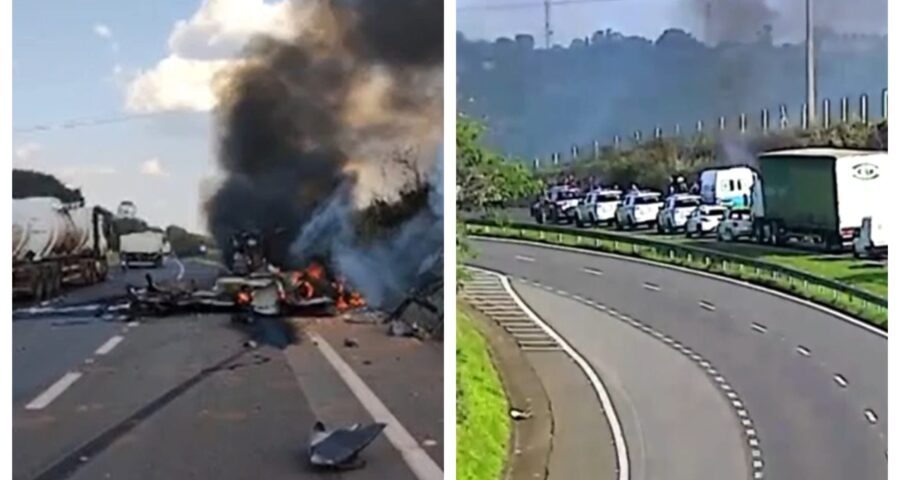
<box><xmin>699</xmin><ymin>167</ymin><xmax>757</xmax><ymax>208</ymax></box>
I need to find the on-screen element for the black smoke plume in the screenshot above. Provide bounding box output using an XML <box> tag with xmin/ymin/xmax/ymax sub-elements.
<box><xmin>207</xmin><ymin>0</ymin><xmax>443</xmax><ymax>308</ymax></box>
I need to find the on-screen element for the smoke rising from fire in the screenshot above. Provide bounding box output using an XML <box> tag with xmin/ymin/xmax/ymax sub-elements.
<box><xmin>687</xmin><ymin>0</ymin><xmax>886</xmax><ymax>45</ymax></box>
<box><xmin>206</xmin><ymin>0</ymin><xmax>442</xmax><ymax>308</ymax></box>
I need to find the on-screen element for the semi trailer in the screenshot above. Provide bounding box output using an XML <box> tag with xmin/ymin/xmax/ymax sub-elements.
<box><xmin>13</xmin><ymin>197</ymin><xmax>110</xmax><ymax>300</ymax></box>
<box><xmin>750</xmin><ymin>148</ymin><xmax>887</xmax><ymax>250</ymax></box>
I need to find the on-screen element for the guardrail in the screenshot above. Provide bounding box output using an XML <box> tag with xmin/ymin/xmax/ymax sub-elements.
<box><xmin>465</xmin><ymin>220</ymin><xmax>888</xmax><ymax>329</ymax></box>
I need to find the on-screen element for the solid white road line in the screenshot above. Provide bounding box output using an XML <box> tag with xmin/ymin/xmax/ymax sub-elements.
<box><xmin>25</xmin><ymin>372</ymin><xmax>83</xmax><ymax>410</ymax></box>
<box><xmin>477</xmin><ymin>268</ymin><xmax>631</xmax><ymax>480</ymax></box>
<box><xmin>310</xmin><ymin>333</ymin><xmax>443</xmax><ymax>480</ymax></box>
<box><xmin>95</xmin><ymin>335</ymin><xmax>124</xmax><ymax>356</ymax></box>
<box><xmin>514</xmin><ymin>255</ymin><xmax>536</xmax><ymax>263</ymax></box>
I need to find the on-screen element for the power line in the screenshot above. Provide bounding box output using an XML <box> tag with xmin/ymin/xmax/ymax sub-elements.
<box><xmin>458</xmin><ymin>0</ymin><xmax>621</xmax><ymax>12</ymax></box>
<box><xmin>13</xmin><ymin>110</ymin><xmax>188</xmax><ymax>134</ymax></box>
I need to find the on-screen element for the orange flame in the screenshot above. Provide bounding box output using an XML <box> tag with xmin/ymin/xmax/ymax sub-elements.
<box><xmin>236</xmin><ymin>290</ymin><xmax>252</xmax><ymax>305</ymax></box>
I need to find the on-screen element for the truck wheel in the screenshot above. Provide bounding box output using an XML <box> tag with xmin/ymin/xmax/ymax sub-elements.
<box><xmin>615</xmin><ymin>218</ymin><xmax>623</xmax><ymax>231</ymax></box>
<box><xmin>575</xmin><ymin>215</ymin><xmax>585</xmax><ymax>228</ymax></box>
<box><xmin>656</xmin><ymin>221</ymin><xmax>664</xmax><ymax>234</ymax></box>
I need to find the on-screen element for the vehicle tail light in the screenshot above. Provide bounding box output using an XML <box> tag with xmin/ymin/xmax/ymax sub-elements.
<box><xmin>840</xmin><ymin>227</ymin><xmax>858</xmax><ymax>239</ymax></box>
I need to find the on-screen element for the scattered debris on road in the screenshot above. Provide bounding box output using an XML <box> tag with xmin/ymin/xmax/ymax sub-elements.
<box><xmin>509</xmin><ymin>408</ymin><xmax>533</xmax><ymax>421</ymax></box>
<box><xmin>343</xmin><ymin>337</ymin><xmax>359</xmax><ymax>348</ymax></box>
<box><xmin>308</xmin><ymin>421</ymin><xmax>387</xmax><ymax>470</ymax></box>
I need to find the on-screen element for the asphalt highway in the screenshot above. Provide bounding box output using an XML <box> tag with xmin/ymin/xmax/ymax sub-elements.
<box><xmin>471</xmin><ymin>238</ymin><xmax>887</xmax><ymax>480</ymax></box>
<box><xmin>13</xmin><ymin>256</ymin><xmax>443</xmax><ymax>480</ymax></box>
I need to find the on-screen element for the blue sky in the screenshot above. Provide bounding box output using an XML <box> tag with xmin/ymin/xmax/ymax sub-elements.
<box><xmin>12</xmin><ymin>0</ymin><xmax>293</xmax><ymax>232</ymax></box>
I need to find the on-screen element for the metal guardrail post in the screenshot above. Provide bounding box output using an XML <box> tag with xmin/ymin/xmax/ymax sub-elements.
<box><xmin>779</xmin><ymin>104</ymin><xmax>789</xmax><ymax>129</ymax></box>
<box><xmin>739</xmin><ymin>113</ymin><xmax>747</xmax><ymax>133</ymax></box>
<box><xmin>882</xmin><ymin>89</ymin><xmax>888</xmax><ymax>119</ymax></box>
<box><xmin>634</xmin><ymin>130</ymin><xmax>642</xmax><ymax>142</ymax></box>
<box><xmin>696</xmin><ymin>120</ymin><xmax>704</xmax><ymax>133</ymax></box>
<box><xmin>841</xmin><ymin>97</ymin><xmax>850</xmax><ymax>123</ymax></box>
<box><xmin>761</xmin><ymin>109</ymin><xmax>770</xmax><ymax>133</ymax></box>
<box><xmin>822</xmin><ymin>98</ymin><xmax>831</xmax><ymax>128</ymax></box>
<box><xmin>801</xmin><ymin>103</ymin><xmax>809</xmax><ymax>129</ymax></box>
<box><xmin>614</xmin><ymin>135</ymin><xmax>621</xmax><ymax>149</ymax></box>
<box><xmin>718</xmin><ymin>116</ymin><xmax>726</xmax><ymax>131</ymax></box>
<box><xmin>860</xmin><ymin>94</ymin><xmax>869</xmax><ymax>125</ymax></box>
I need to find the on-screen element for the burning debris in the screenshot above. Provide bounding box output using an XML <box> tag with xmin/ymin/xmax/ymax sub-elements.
<box><xmin>308</xmin><ymin>421</ymin><xmax>387</xmax><ymax>470</ymax></box>
<box><xmin>206</xmin><ymin>0</ymin><xmax>443</xmax><ymax>313</ymax></box>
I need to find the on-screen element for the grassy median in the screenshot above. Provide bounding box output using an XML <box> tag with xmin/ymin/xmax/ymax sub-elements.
<box><xmin>457</xmin><ymin>305</ymin><xmax>510</xmax><ymax>480</ymax></box>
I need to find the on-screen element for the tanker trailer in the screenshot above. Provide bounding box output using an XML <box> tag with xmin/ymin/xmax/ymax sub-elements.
<box><xmin>13</xmin><ymin>198</ymin><xmax>110</xmax><ymax>300</ymax></box>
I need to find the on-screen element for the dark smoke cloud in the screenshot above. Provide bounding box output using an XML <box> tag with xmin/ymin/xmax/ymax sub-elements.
<box><xmin>207</xmin><ymin>0</ymin><xmax>443</xmax><ymax>308</ymax></box>
<box><xmin>687</xmin><ymin>0</ymin><xmax>886</xmax><ymax>44</ymax></box>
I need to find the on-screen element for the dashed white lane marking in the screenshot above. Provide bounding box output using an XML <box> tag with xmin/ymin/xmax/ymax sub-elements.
<box><xmin>25</xmin><ymin>372</ymin><xmax>83</xmax><ymax>410</ymax></box>
<box><xmin>642</xmin><ymin>282</ymin><xmax>661</xmax><ymax>292</ymax></box>
<box><xmin>833</xmin><ymin>374</ymin><xmax>848</xmax><ymax>388</ymax></box>
<box><xmin>95</xmin><ymin>335</ymin><xmax>124</xmax><ymax>355</ymax></box>
<box><xmin>796</xmin><ymin>345</ymin><xmax>811</xmax><ymax>357</ymax></box>
<box><xmin>310</xmin><ymin>333</ymin><xmax>443</xmax><ymax>480</ymax></box>
<box><xmin>698</xmin><ymin>301</ymin><xmax>716</xmax><ymax>311</ymax></box>
<box><xmin>865</xmin><ymin>409</ymin><xmax>879</xmax><ymax>424</ymax></box>
<box><xmin>751</xmin><ymin>323</ymin><xmax>768</xmax><ymax>334</ymax></box>
<box><xmin>514</xmin><ymin>255</ymin><xmax>536</xmax><ymax>263</ymax></box>
<box><xmin>582</xmin><ymin>267</ymin><xmax>604</xmax><ymax>276</ymax></box>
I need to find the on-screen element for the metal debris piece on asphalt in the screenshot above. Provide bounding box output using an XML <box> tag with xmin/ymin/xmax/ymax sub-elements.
<box><xmin>244</xmin><ymin>340</ymin><xmax>258</xmax><ymax>349</ymax></box>
<box><xmin>509</xmin><ymin>408</ymin><xmax>533</xmax><ymax>421</ymax></box>
<box><xmin>343</xmin><ymin>338</ymin><xmax>359</xmax><ymax>348</ymax></box>
<box><xmin>308</xmin><ymin>421</ymin><xmax>387</xmax><ymax>470</ymax></box>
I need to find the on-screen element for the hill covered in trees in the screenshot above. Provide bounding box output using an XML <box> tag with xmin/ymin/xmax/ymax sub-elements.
<box><xmin>458</xmin><ymin>27</ymin><xmax>886</xmax><ymax>159</ymax></box>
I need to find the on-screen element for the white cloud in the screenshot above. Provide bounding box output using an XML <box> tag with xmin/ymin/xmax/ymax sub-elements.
<box><xmin>14</xmin><ymin>142</ymin><xmax>42</xmax><ymax>166</ymax></box>
<box><xmin>140</xmin><ymin>158</ymin><xmax>169</xmax><ymax>177</ymax></box>
<box><xmin>94</xmin><ymin>24</ymin><xmax>113</xmax><ymax>39</ymax></box>
<box><xmin>126</xmin><ymin>0</ymin><xmax>294</xmax><ymax>113</ymax></box>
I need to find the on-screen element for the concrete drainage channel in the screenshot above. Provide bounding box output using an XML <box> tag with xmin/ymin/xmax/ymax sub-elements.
<box><xmin>463</xmin><ymin>266</ymin><xmax>766</xmax><ymax>480</ymax></box>
<box><xmin>463</xmin><ymin>267</ymin><xmax>629</xmax><ymax>480</ymax></box>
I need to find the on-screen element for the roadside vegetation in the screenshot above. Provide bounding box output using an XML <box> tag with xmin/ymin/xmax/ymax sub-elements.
<box><xmin>538</xmin><ymin>121</ymin><xmax>886</xmax><ymax>192</ymax></box>
<box><xmin>457</xmin><ymin>306</ymin><xmax>510</xmax><ymax>480</ymax></box>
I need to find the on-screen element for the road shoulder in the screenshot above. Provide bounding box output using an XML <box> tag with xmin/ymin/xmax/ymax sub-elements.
<box><xmin>461</xmin><ymin>302</ymin><xmax>552</xmax><ymax>480</ymax></box>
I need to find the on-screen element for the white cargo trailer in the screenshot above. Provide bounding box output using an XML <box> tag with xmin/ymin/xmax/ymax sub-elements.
<box><xmin>13</xmin><ymin>198</ymin><xmax>109</xmax><ymax>300</ymax></box>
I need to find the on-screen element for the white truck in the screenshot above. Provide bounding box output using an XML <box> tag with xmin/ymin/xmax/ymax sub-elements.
<box><xmin>574</xmin><ymin>188</ymin><xmax>622</xmax><ymax>227</ymax></box>
<box><xmin>120</xmin><ymin>231</ymin><xmax>167</xmax><ymax>268</ymax></box>
<box><xmin>751</xmin><ymin>148</ymin><xmax>887</xmax><ymax>250</ymax></box>
<box><xmin>615</xmin><ymin>191</ymin><xmax>664</xmax><ymax>230</ymax></box>
<box><xmin>13</xmin><ymin>197</ymin><xmax>110</xmax><ymax>300</ymax></box>
<box><xmin>699</xmin><ymin>166</ymin><xmax>757</xmax><ymax>208</ymax></box>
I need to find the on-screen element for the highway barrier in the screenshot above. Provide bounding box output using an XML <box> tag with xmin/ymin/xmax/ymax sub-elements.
<box><xmin>465</xmin><ymin>220</ymin><xmax>888</xmax><ymax>329</ymax></box>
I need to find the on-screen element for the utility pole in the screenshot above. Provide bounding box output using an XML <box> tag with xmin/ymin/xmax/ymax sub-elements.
<box><xmin>544</xmin><ymin>0</ymin><xmax>553</xmax><ymax>49</ymax></box>
<box><xmin>806</xmin><ymin>0</ymin><xmax>816</xmax><ymax>123</ymax></box>
<box><xmin>704</xmin><ymin>1</ymin><xmax>712</xmax><ymax>45</ymax></box>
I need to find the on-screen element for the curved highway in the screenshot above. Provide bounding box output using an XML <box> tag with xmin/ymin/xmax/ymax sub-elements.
<box><xmin>470</xmin><ymin>237</ymin><xmax>887</xmax><ymax>480</ymax></box>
